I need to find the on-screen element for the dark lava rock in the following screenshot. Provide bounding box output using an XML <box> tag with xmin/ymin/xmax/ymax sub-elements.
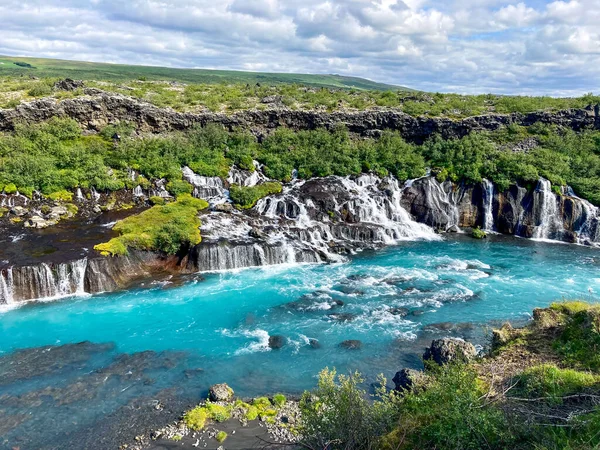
<box><xmin>408</xmin><ymin>309</ymin><xmax>425</xmax><ymax>317</ymax></box>
<box><xmin>339</xmin><ymin>340</ymin><xmax>362</xmax><ymax>350</ymax></box>
<box><xmin>332</xmin><ymin>299</ymin><xmax>345</xmax><ymax>307</ymax></box>
<box><xmin>388</xmin><ymin>307</ymin><xmax>409</xmax><ymax>317</ymax></box>
<box><xmin>423</xmin><ymin>338</ymin><xmax>477</xmax><ymax>366</ymax></box>
<box><xmin>268</xmin><ymin>335</ymin><xmax>287</xmax><ymax>349</ymax></box>
<box><xmin>308</xmin><ymin>338</ymin><xmax>321</xmax><ymax>349</ymax></box>
<box><xmin>54</xmin><ymin>78</ymin><xmax>85</xmax><ymax>91</ymax></box>
<box><xmin>393</xmin><ymin>368</ymin><xmax>426</xmax><ymax>392</ymax></box>
<box><xmin>327</xmin><ymin>313</ymin><xmax>357</xmax><ymax>322</ymax></box>
<box><xmin>209</xmin><ymin>383</ymin><xmax>234</xmax><ymax>402</ymax></box>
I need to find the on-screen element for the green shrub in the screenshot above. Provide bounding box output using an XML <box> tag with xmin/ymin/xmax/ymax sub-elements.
<box><xmin>300</xmin><ymin>368</ymin><xmax>399</xmax><ymax>450</ymax></box>
<box><xmin>252</xmin><ymin>397</ymin><xmax>272</xmax><ymax>409</ymax></box>
<box><xmin>3</xmin><ymin>183</ymin><xmax>17</xmax><ymax>194</ymax></box>
<box><xmin>149</xmin><ymin>196</ymin><xmax>165</xmax><ymax>205</ymax></box>
<box><xmin>184</xmin><ymin>407</ymin><xmax>208</xmax><ymax>431</ymax></box>
<box><xmin>205</xmin><ymin>402</ymin><xmax>231</xmax><ymax>422</ymax></box>
<box><xmin>166</xmin><ymin>179</ymin><xmax>193</xmax><ymax>196</ymax></box>
<box><xmin>27</xmin><ymin>81</ymin><xmax>52</xmax><ymax>97</ymax></box>
<box><xmin>47</xmin><ymin>190</ymin><xmax>73</xmax><ymax>202</ymax></box>
<box><xmin>94</xmin><ymin>194</ymin><xmax>208</xmax><ymax>256</ymax></box>
<box><xmin>384</xmin><ymin>364</ymin><xmax>512</xmax><ymax>450</ymax></box>
<box><xmin>245</xmin><ymin>405</ymin><xmax>259</xmax><ymax>421</ymax></box>
<box><xmin>216</xmin><ymin>431</ymin><xmax>227</xmax><ymax>443</ymax></box>
<box><xmin>229</xmin><ymin>182</ymin><xmax>282</xmax><ymax>209</ymax></box>
<box><xmin>272</xmin><ymin>393</ymin><xmax>286</xmax><ymax>407</ymax></box>
<box><xmin>513</xmin><ymin>364</ymin><xmax>599</xmax><ymax>401</ymax></box>
<box><xmin>550</xmin><ymin>305</ymin><xmax>600</xmax><ymax>371</ymax></box>
<box><xmin>471</xmin><ymin>227</ymin><xmax>487</xmax><ymax>239</ymax></box>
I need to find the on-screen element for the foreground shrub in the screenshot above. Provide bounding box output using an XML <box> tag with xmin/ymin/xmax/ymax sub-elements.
<box><xmin>183</xmin><ymin>407</ymin><xmax>208</xmax><ymax>431</ymax></box>
<box><xmin>382</xmin><ymin>364</ymin><xmax>511</xmax><ymax>450</ymax></box>
<box><xmin>94</xmin><ymin>194</ymin><xmax>208</xmax><ymax>256</ymax></box>
<box><xmin>299</xmin><ymin>368</ymin><xmax>399</xmax><ymax>450</ymax></box>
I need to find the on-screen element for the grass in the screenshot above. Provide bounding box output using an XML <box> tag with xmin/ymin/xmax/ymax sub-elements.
<box><xmin>513</xmin><ymin>364</ymin><xmax>599</xmax><ymax>401</ymax></box>
<box><xmin>229</xmin><ymin>182</ymin><xmax>283</xmax><ymax>209</ymax></box>
<box><xmin>93</xmin><ymin>194</ymin><xmax>208</xmax><ymax>256</ymax></box>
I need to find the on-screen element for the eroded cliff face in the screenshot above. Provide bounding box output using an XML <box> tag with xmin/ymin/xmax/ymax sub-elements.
<box><xmin>1</xmin><ymin>90</ymin><xmax>599</xmax><ymax>142</ymax></box>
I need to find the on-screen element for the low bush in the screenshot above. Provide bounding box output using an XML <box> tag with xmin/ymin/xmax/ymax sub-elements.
<box><xmin>471</xmin><ymin>227</ymin><xmax>487</xmax><ymax>239</ymax></box>
<box><xmin>513</xmin><ymin>364</ymin><xmax>599</xmax><ymax>401</ymax></box>
<box><xmin>183</xmin><ymin>407</ymin><xmax>208</xmax><ymax>431</ymax></box>
<box><xmin>94</xmin><ymin>194</ymin><xmax>208</xmax><ymax>256</ymax></box>
<box><xmin>229</xmin><ymin>182</ymin><xmax>282</xmax><ymax>209</ymax></box>
<box><xmin>216</xmin><ymin>431</ymin><xmax>227</xmax><ymax>443</ymax></box>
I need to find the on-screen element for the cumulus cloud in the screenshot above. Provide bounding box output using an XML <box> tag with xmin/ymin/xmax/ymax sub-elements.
<box><xmin>0</xmin><ymin>0</ymin><xmax>598</xmax><ymax>95</ymax></box>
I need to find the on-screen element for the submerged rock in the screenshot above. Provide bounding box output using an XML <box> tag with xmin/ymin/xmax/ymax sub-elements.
<box><xmin>268</xmin><ymin>335</ymin><xmax>287</xmax><ymax>349</ymax></box>
<box><xmin>308</xmin><ymin>338</ymin><xmax>321</xmax><ymax>349</ymax></box>
<box><xmin>339</xmin><ymin>340</ymin><xmax>362</xmax><ymax>350</ymax></box>
<box><xmin>209</xmin><ymin>383</ymin><xmax>234</xmax><ymax>402</ymax></box>
<box><xmin>423</xmin><ymin>338</ymin><xmax>477</xmax><ymax>365</ymax></box>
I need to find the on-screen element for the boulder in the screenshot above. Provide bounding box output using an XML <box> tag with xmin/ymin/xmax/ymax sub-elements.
<box><xmin>339</xmin><ymin>340</ymin><xmax>362</xmax><ymax>350</ymax></box>
<box><xmin>423</xmin><ymin>338</ymin><xmax>477</xmax><ymax>366</ymax></box>
<box><xmin>54</xmin><ymin>78</ymin><xmax>85</xmax><ymax>91</ymax></box>
<box><xmin>392</xmin><ymin>368</ymin><xmax>426</xmax><ymax>392</ymax></box>
<box><xmin>24</xmin><ymin>215</ymin><xmax>51</xmax><ymax>229</ymax></box>
<box><xmin>209</xmin><ymin>383</ymin><xmax>234</xmax><ymax>402</ymax></box>
<box><xmin>10</xmin><ymin>206</ymin><xmax>27</xmax><ymax>216</ymax></box>
<box><xmin>268</xmin><ymin>335</ymin><xmax>286</xmax><ymax>349</ymax></box>
<box><xmin>308</xmin><ymin>338</ymin><xmax>321</xmax><ymax>349</ymax></box>
<box><xmin>213</xmin><ymin>203</ymin><xmax>233</xmax><ymax>213</ymax></box>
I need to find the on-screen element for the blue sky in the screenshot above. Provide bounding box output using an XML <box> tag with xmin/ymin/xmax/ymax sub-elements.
<box><xmin>1</xmin><ymin>0</ymin><xmax>598</xmax><ymax>95</ymax></box>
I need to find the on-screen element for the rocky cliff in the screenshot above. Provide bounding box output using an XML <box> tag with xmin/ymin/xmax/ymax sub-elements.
<box><xmin>1</xmin><ymin>90</ymin><xmax>598</xmax><ymax>142</ymax></box>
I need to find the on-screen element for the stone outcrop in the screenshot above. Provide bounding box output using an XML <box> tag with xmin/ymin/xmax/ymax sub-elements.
<box><xmin>393</xmin><ymin>368</ymin><xmax>427</xmax><ymax>391</ymax></box>
<box><xmin>423</xmin><ymin>338</ymin><xmax>477</xmax><ymax>366</ymax></box>
<box><xmin>0</xmin><ymin>90</ymin><xmax>598</xmax><ymax>143</ymax></box>
<box><xmin>208</xmin><ymin>383</ymin><xmax>234</xmax><ymax>402</ymax></box>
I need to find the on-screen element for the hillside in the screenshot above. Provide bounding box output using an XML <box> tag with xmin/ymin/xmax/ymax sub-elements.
<box><xmin>0</xmin><ymin>55</ymin><xmax>408</xmax><ymax>91</ymax></box>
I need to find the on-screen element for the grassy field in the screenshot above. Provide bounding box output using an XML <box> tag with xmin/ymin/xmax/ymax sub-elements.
<box><xmin>0</xmin><ymin>55</ymin><xmax>406</xmax><ymax>91</ymax></box>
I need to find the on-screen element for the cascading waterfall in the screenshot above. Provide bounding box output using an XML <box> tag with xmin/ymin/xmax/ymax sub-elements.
<box><xmin>0</xmin><ymin>267</ymin><xmax>14</xmax><ymax>305</ymax></box>
<box><xmin>4</xmin><ymin>259</ymin><xmax>89</xmax><ymax>303</ymax></box>
<box><xmin>182</xmin><ymin>167</ymin><xmax>227</xmax><ymax>205</ymax></box>
<box><xmin>132</xmin><ymin>186</ymin><xmax>144</xmax><ymax>197</ymax></box>
<box><xmin>533</xmin><ymin>178</ymin><xmax>562</xmax><ymax>240</ymax></box>
<box><xmin>227</xmin><ymin>161</ymin><xmax>268</xmax><ymax>187</ymax></box>
<box><xmin>482</xmin><ymin>179</ymin><xmax>495</xmax><ymax>231</ymax></box>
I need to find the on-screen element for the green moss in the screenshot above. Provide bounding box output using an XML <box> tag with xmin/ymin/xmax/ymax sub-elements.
<box><xmin>551</xmin><ymin>304</ymin><xmax>600</xmax><ymax>371</ymax></box>
<box><xmin>3</xmin><ymin>183</ymin><xmax>17</xmax><ymax>194</ymax></box>
<box><xmin>166</xmin><ymin>179</ymin><xmax>193</xmax><ymax>196</ymax></box>
<box><xmin>471</xmin><ymin>227</ymin><xmax>487</xmax><ymax>239</ymax></box>
<box><xmin>0</xmin><ymin>206</ymin><xmax>7</xmax><ymax>217</ymax></box>
<box><xmin>205</xmin><ymin>402</ymin><xmax>231</xmax><ymax>422</ymax></box>
<box><xmin>273</xmin><ymin>393</ymin><xmax>286</xmax><ymax>407</ymax></box>
<box><xmin>183</xmin><ymin>406</ymin><xmax>208</xmax><ymax>431</ymax></box>
<box><xmin>65</xmin><ymin>203</ymin><xmax>78</xmax><ymax>215</ymax></box>
<box><xmin>172</xmin><ymin>434</ymin><xmax>182</xmax><ymax>441</ymax></box>
<box><xmin>149</xmin><ymin>196</ymin><xmax>166</xmax><ymax>205</ymax></box>
<box><xmin>253</xmin><ymin>397</ymin><xmax>272</xmax><ymax>409</ymax></box>
<box><xmin>94</xmin><ymin>194</ymin><xmax>208</xmax><ymax>256</ymax></box>
<box><xmin>47</xmin><ymin>190</ymin><xmax>73</xmax><ymax>202</ymax></box>
<box><xmin>216</xmin><ymin>431</ymin><xmax>227</xmax><ymax>443</ymax></box>
<box><xmin>245</xmin><ymin>405</ymin><xmax>259</xmax><ymax>421</ymax></box>
<box><xmin>229</xmin><ymin>182</ymin><xmax>282</xmax><ymax>209</ymax></box>
<box><xmin>513</xmin><ymin>364</ymin><xmax>599</xmax><ymax>402</ymax></box>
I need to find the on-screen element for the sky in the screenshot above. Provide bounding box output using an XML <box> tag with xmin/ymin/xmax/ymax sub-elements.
<box><xmin>1</xmin><ymin>0</ymin><xmax>599</xmax><ymax>95</ymax></box>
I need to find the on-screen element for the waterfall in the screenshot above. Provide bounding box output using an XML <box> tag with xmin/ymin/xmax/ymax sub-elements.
<box><xmin>182</xmin><ymin>167</ymin><xmax>228</xmax><ymax>204</ymax></box>
<box><xmin>0</xmin><ymin>268</ymin><xmax>14</xmax><ymax>305</ymax></box>
<box><xmin>533</xmin><ymin>178</ymin><xmax>562</xmax><ymax>240</ymax></box>
<box><xmin>482</xmin><ymin>179</ymin><xmax>495</xmax><ymax>231</ymax></box>
<box><xmin>6</xmin><ymin>259</ymin><xmax>89</xmax><ymax>303</ymax></box>
<box><xmin>91</xmin><ymin>188</ymin><xmax>101</xmax><ymax>202</ymax></box>
<box><xmin>133</xmin><ymin>185</ymin><xmax>144</xmax><ymax>197</ymax></box>
<box><xmin>76</xmin><ymin>188</ymin><xmax>84</xmax><ymax>201</ymax></box>
<box><xmin>227</xmin><ymin>161</ymin><xmax>268</xmax><ymax>187</ymax></box>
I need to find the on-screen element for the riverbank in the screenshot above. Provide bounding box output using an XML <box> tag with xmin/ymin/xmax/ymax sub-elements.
<box><xmin>133</xmin><ymin>301</ymin><xmax>600</xmax><ymax>450</ymax></box>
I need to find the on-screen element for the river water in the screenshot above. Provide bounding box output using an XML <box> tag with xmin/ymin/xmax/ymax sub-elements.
<box><xmin>1</xmin><ymin>234</ymin><xmax>599</xmax><ymax>449</ymax></box>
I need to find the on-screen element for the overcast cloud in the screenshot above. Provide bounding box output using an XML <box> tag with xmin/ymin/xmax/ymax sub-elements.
<box><xmin>1</xmin><ymin>0</ymin><xmax>599</xmax><ymax>95</ymax></box>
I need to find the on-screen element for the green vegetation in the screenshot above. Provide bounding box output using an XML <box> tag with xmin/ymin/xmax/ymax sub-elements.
<box><xmin>2</xmin><ymin>117</ymin><xmax>600</xmax><ymax>207</ymax></box>
<box><xmin>93</xmin><ymin>194</ymin><xmax>208</xmax><ymax>256</ymax></box>
<box><xmin>183</xmin><ymin>407</ymin><xmax>208</xmax><ymax>431</ymax></box>
<box><xmin>471</xmin><ymin>227</ymin><xmax>487</xmax><ymax>239</ymax></box>
<box><xmin>272</xmin><ymin>393</ymin><xmax>286</xmax><ymax>407</ymax></box>
<box><xmin>215</xmin><ymin>431</ymin><xmax>228</xmax><ymax>443</ymax></box>
<box><xmin>229</xmin><ymin>182</ymin><xmax>282</xmax><ymax>209</ymax></box>
<box><xmin>298</xmin><ymin>301</ymin><xmax>600</xmax><ymax>450</ymax></box>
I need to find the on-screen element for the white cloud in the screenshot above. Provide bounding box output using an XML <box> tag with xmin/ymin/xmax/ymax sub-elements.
<box><xmin>0</xmin><ymin>0</ymin><xmax>599</xmax><ymax>95</ymax></box>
